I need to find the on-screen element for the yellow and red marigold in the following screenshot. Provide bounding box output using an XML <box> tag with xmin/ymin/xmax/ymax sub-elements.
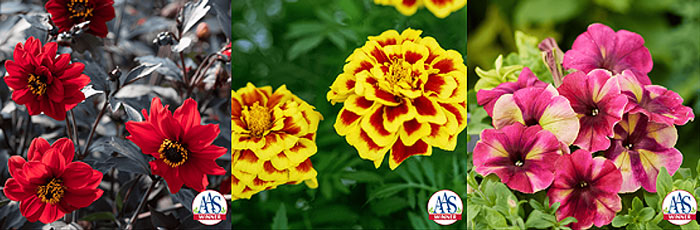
<box><xmin>374</xmin><ymin>0</ymin><xmax>466</xmax><ymax>18</ymax></box>
<box><xmin>231</xmin><ymin>83</ymin><xmax>323</xmax><ymax>200</ymax></box>
<box><xmin>328</xmin><ymin>28</ymin><xmax>467</xmax><ymax>170</ymax></box>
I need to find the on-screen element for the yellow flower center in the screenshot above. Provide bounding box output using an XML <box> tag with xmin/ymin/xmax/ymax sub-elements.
<box><xmin>244</xmin><ymin>103</ymin><xmax>272</xmax><ymax>138</ymax></box>
<box><xmin>28</xmin><ymin>73</ymin><xmax>48</xmax><ymax>96</ymax></box>
<box><xmin>37</xmin><ymin>178</ymin><xmax>65</xmax><ymax>205</ymax></box>
<box><xmin>67</xmin><ymin>0</ymin><xmax>94</xmax><ymax>20</ymax></box>
<box><xmin>387</xmin><ymin>58</ymin><xmax>413</xmax><ymax>85</ymax></box>
<box><xmin>159</xmin><ymin>139</ymin><xmax>189</xmax><ymax>167</ymax></box>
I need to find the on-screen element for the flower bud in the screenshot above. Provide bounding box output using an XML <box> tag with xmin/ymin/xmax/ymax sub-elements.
<box><xmin>153</xmin><ymin>32</ymin><xmax>175</xmax><ymax>46</ymax></box>
<box><xmin>196</xmin><ymin>23</ymin><xmax>210</xmax><ymax>40</ymax></box>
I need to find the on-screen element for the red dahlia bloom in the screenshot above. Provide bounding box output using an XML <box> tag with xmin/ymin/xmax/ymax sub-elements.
<box><xmin>3</xmin><ymin>37</ymin><xmax>90</xmax><ymax>121</ymax></box>
<box><xmin>125</xmin><ymin>97</ymin><xmax>227</xmax><ymax>193</ymax></box>
<box><xmin>3</xmin><ymin>138</ymin><xmax>103</xmax><ymax>224</ymax></box>
<box><xmin>45</xmin><ymin>0</ymin><xmax>116</xmax><ymax>38</ymax></box>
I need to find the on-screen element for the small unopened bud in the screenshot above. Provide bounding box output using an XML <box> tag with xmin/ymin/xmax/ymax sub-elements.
<box><xmin>109</xmin><ymin>67</ymin><xmax>121</xmax><ymax>81</ymax></box>
<box><xmin>57</xmin><ymin>32</ymin><xmax>72</xmax><ymax>46</ymax></box>
<box><xmin>508</xmin><ymin>199</ymin><xmax>517</xmax><ymax>208</ymax></box>
<box><xmin>466</xmin><ymin>183</ymin><xmax>473</xmax><ymax>194</ymax></box>
<box><xmin>153</xmin><ymin>32</ymin><xmax>175</xmax><ymax>46</ymax></box>
<box><xmin>196</xmin><ymin>23</ymin><xmax>210</xmax><ymax>40</ymax></box>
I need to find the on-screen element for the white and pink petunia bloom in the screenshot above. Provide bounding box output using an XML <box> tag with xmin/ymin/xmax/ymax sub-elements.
<box><xmin>473</xmin><ymin>123</ymin><xmax>562</xmax><ymax>193</ymax></box>
<box><xmin>603</xmin><ymin>113</ymin><xmax>682</xmax><ymax>193</ymax></box>
<box><xmin>557</xmin><ymin>69</ymin><xmax>628</xmax><ymax>152</ymax></box>
<box><xmin>477</xmin><ymin>67</ymin><xmax>548</xmax><ymax>117</ymax></box>
<box><xmin>548</xmin><ymin>149</ymin><xmax>623</xmax><ymax>230</ymax></box>
<box><xmin>563</xmin><ymin>23</ymin><xmax>653</xmax><ymax>85</ymax></box>
<box><xmin>491</xmin><ymin>86</ymin><xmax>580</xmax><ymax>146</ymax></box>
<box><xmin>617</xmin><ymin>70</ymin><xmax>695</xmax><ymax>126</ymax></box>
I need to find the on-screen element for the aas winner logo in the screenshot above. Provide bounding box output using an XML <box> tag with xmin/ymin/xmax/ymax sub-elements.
<box><xmin>427</xmin><ymin>190</ymin><xmax>463</xmax><ymax>225</ymax></box>
<box><xmin>662</xmin><ymin>190</ymin><xmax>697</xmax><ymax>226</ymax></box>
<box><xmin>192</xmin><ymin>190</ymin><xmax>228</xmax><ymax>225</ymax></box>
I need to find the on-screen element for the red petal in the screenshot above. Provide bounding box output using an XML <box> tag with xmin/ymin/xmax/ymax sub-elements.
<box><xmin>19</xmin><ymin>196</ymin><xmax>45</xmax><ymax>223</ymax></box>
<box><xmin>7</xmin><ymin>156</ymin><xmax>26</xmax><ymax>178</ymax></box>
<box><xmin>3</xmin><ymin>178</ymin><xmax>34</xmax><ymax>201</ymax></box>
<box><xmin>125</xmin><ymin>122</ymin><xmax>163</xmax><ymax>155</ymax></box>
<box><xmin>62</xmin><ymin>162</ymin><xmax>101</xmax><ymax>190</ymax></box>
<box><xmin>174</xmin><ymin>98</ymin><xmax>201</xmax><ymax>131</ymax></box>
<box><xmin>180</xmin><ymin>163</ymin><xmax>206</xmax><ymax>192</ymax></box>
<box><xmin>39</xmin><ymin>203</ymin><xmax>65</xmax><ymax>224</ymax></box>
<box><xmin>62</xmin><ymin>187</ymin><xmax>103</xmax><ymax>209</ymax></box>
<box><xmin>27</xmin><ymin>138</ymin><xmax>51</xmax><ymax>161</ymax></box>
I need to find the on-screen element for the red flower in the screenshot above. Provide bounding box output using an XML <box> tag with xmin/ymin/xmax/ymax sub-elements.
<box><xmin>125</xmin><ymin>97</ymin><xmax>227</xmax><ymax>193</ymax></box>
<box><xmin>3</xmin><ymin>138</ymin><xmax>103</xmax><ymax>224</ymax></box>
<box><xmin>3</xmin><ymin>37</ymin><xmax>91</xmax><ymax>121</ymax></box>
<box><xmin>45</xmin><ymin>0</ymin><xmax>116</xmax><ymax>38</ymax></box>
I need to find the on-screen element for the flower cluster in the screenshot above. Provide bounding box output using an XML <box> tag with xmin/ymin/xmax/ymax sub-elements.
<box><xmin>232</xmin><ymin>83</ymin><xmax>323</xmax><ymax>200</ymax></box>
<box><xmin>373</xmin><ymin>0</ymin><xmax>466</xmax><ymax>18</ymax></box>
<box><xmin>474</xmin><ymin>23</ymin><xmax>694</xmax><ymax>229</ymax></box>
<box><xmin>327</xmin><ymin>28</ymin><xmax>467</xmax><ymax>170</ymax></box>
<box><xmin>3</xmin><ymin>138</ymin><xmax>104</xmax><ymax>224</ymax></box>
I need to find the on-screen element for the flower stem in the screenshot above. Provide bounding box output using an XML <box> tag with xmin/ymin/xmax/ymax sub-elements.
<box><xmin>67</xmin><ymin>110</ymin><xmax>81</xmax><ymax>155</ymax></box>
<box><xmin>80</xmin><ymin>93</ymin><xmax>109</xmax><ymax>159</ymax></box>
<box><xmin>125</xmin><ymin>176</ymin><xmax>160</xmax><ymax>230</ymax></box>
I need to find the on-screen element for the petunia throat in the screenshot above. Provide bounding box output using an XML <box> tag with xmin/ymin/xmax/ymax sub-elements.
<box><xmin>159</xmin><ymin>139</ymin><xmax>189</xmax><ymax>167</ymax></box>
<box><xmin>67</xmin><ymin>0</ymin><xmax>94</xmax><ymax>20</ymax></box>
<box><xmin>243</xmin><ymin>102</ymin><xmax>272</xmax><ymax>138</ymax></box>
<box><xmin>27</xmin><ymin>73</ymin><xmax>48</xmax><ymax>96</ymax></box>
<box><xmin>37</xmin><ymin>178</ymin><xmax>65</xmax><ymax>205</ymax></box>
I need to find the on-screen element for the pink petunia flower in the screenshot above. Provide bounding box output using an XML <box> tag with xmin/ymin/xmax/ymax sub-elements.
<box><xmin>548</xmin><ymin>149</ymin><xmax>623</xmax><ymax>230</ymax></box>
<box><xmin>477</xmin><ymin>67</ymin><xmax>548</xmax><ymax>117</ymax></box>
<box><xmin>473</xmin><ymin>123</ymin><xmax>562</xmax><ymax>193</ymax></box>
<box><xmin>491</xmin><ymin>86</ymin><xmax>580</xmax><ymax>146</ymax></box>
<box><xmin>617</xmin><ymin>70</ymin><xmax>695</xmax><ymax>126</ymax></box>
<box><xmin>603</xmin><ymin>113</ymin><xmax>682</xmax><ymax>193</ymax></box>
<box><xmin>557</xmin><ymin>69</ymin><xmax>628</xmax><ymax>152</ymax></box>
<box><xmin>563</xmin><ymin>23</ymin><xmax>653</xmax><ymax>85</ymax></box>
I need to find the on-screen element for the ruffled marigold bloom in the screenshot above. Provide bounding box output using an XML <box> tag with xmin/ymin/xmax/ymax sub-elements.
<box><xmin>45</xmin><ymin>0</ymin><xmax>116</xmax><ymax>38</ymax></box>
<box><xmin>327</xmin><ymin>28</ymin><xmax>467</xmax><ymax>169</ymax></box>
<box><xmin>231</xmin><ymin>83</ymin><xmax>322</xmax><ymax>200</ymax></box>
<box><xmin>491</xmin><ymin>86</ymin><xmax>579</xmax><ymax>146</ymax></box>
<box><xmin>125</xmin><ymin>97</ymin><xmax>227</xmax><ymax>193</ymax></box>
<box><xmin>563</xmin><ymin>23</ymin><xmax>652</xmax><ymax>85</ymax></box>
<box><xmin>557</xmin><ymin>69</ymin><xmax>628</xmax><ymax>152</ymax></box>
<box><xmin>373</xmin><ymin>0</ymin><xmax>466</xmax><ymax>18</ymax></box>
<box><xmin>3</xmin><ymin>138</ymin><xmax>103</xmax><ymax>224</ymax></box>
<box><xmin>603</xmin><ymin>113</ymin><xmax>682</xmax><ymax>193</ymax></box>
<box><xmin>3</xmin><ymin>37</ymin><xmax>90</xmax><ymax>121</ymax></box>
<box><xmin>617</xmin><ymin>70</ymin><xmax>695</xmax><ymax>126</ymax></box>
<box><xmin>477</xmin><ymin>67</ymin><xmax>547</xmax><ymax>117</ymax></box>
<box><xmin>548</xmin><ymin>149</ymin><xmax>622</xmax><ymax>230</ymax></box>
<box><xmin>473</xmin><ymin>123</ymin><xmax>562</xmax><ymax>193</ymax></box>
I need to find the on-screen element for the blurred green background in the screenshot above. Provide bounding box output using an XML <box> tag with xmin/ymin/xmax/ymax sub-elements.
<box><xmin>467</xmin><ymin>0</ymin><xmax>700</xmax><ymax>176</ymax></box>
<box><xmin>233</xmin><ymin>0</ymin><xmax>467</xmax><ymax>229</ymax></box>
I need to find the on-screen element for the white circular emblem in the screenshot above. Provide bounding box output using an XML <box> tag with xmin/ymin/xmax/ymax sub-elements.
<box><xmin>191</xmin><ymin>190</ymin><xmax>228</xmax><ymax>225</ymax></box>
<box><xmin>662</xmin><ymin>189</ymin><xmax>697</xmax><ymax>226</ymax></box>
<box><xmin>427</xmin><ymin>189</ymin><xmax>463</xmax><ymax>225</ymax></box>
